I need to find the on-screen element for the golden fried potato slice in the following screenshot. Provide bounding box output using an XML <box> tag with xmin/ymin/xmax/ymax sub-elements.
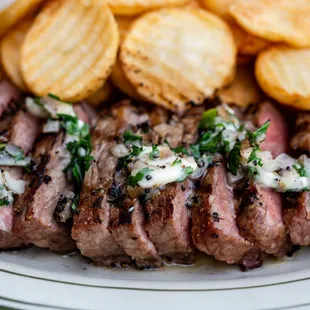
<box><xmin>21</xmin><ymin>0</ymin><xmax>119</xmax><ymax>102</ymax></box>
<box><xmin>107</xmin><ymin>0</ymin><xmax>190</xmax><ymax>16</ymax></box>
<box><xmin>202</xmin><ymin>0</ymin><xmax>237</xmax><ymax>22</ymax></box>
<box><xmin>111</xmin><ymin>59</ymin><xmax>140</xmax><ymax>100</ymax></box>
<box><xmin>231</xmin><ymin>0</ymin><xmax>310</xmax><ymax>48</ymax></box>
<box><xmin>184</xmin><ymin>0</ymin><xmax>204</xmax><ymax>9</ymax></box>
<box><xmin>255</xmin><ymin>45</ymin><xmax>310</xmax><ymax>110</ymax></box>
<box><xmin>86</xmin><ymin>81</ymin><xmax>113</xmax><ymax>107</ymax></box>
<box><xmin>116</xmin><ymin>16</ymin><xmax>135</xmax><ymax>42</ymax></box>
<box><xmin>219</xmin><ymin>65</ymin><xmax>263</xmax><ymax>107</ymax></box>
<box><xmin>0</xmin><ymin>0</ymin><xmax>42</xmax><ymax>38</ymax></box>
<box><xmin>120</xmin><ymin>8</ymin><xmax>237</xmax><ymax>112</ymax></box>
<box><xmin>0</xmin><ymin>18</ymin><xmax>33</xmax><ymax>91</ymax></box>
<box><xmin>230</xmin><ymin>22</ymin><xmax>269</xmax><ymax>56</ymax></box>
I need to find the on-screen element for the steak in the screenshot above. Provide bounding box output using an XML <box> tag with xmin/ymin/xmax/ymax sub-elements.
<box><xmin>13</xmin><ymin>131</ymin><xmax>76</xmax><ymax>252</ymax></box>
<box><xmin>0</xmin><ymin>110</ymin><xmax>41</xmax><ymax>249</ymax></box>
<box><xmin>249</xmin><ymin>101</ymin><xmax>288</xmax><ymax>158</ymax></box>
<box><xmin>291</xmin><ymin>112</ymin><xmax>310</xmax><ymax>155</ymax></box>
<box><xmin>191</xmin><ymin>162</ymin><xmax>262</xmax><ymax>268</ymax></box>
<box><xmin>145</xmin><ymin>180</ymin><xmax>194</xmax><ymax>264</ymax></box>
<box><xmin>237</xmin><ymin>182</ymin><xmax>289</xmax><ymax>257</ymax></box>
<box><xmin>72</xmin><ymin>102</ymin><xmax>153</xmax><ymax>266</ymax></box>
<box><xmin>0</xmin><ymin>81</ymin><xmax>19</xmax><ymax>118</ymax></box>
<box><xmin>284</xmin><ymin>192</ymin><xmax>310</xmax><ymax>246</ymax></box>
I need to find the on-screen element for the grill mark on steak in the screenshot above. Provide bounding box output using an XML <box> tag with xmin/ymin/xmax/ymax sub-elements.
<box><xmin>108</xmin><ymin>107</ymin><xmax>162</xmax><ymax>269</ymax></box>
<box><xmin>237</xmin><ymin>101</ymin><xmax>291</xmax><ymax>257</ymax></box>
<box><xmin>73</xmin><ymin>101</ymin><xmax>155</xmax><ymax>266</ymax></box>
<box><xmin>284</xmin><ymin>192</ymin><xmax>310</xmax><ymax>246</ymax></box>
<box><xmin>237</xmin><ymin>182</ymin><xmax>290</xmax><ymax>257</ymax></box>
<box><xmin>13</xmin><ymin>131</ymin><xmax>76</xmax><ymax>252</ymax></box>
<box><xmin>192</xmin><ymin>163</ymin><xmax>262</xmax><ymax>267</ymax></box>
<box><xmin>291</xmin><ymin>113</ymin><xmax>310</xmax><ymax>156</ymax></box>
<box><xmin>0</xmin><ymin>108</ymin><xmax>41</xmax><ymax>250</ymax></box>
<box><xmin>144</xmin><ymin>111</ymin><xmax>202</xmax><ymax>265</ymax></box>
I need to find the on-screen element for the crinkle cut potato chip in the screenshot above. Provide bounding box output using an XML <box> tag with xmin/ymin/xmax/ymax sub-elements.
<box><xmin>202</xmin><ymin>0</ymin><xmax>236</xmax><ymax>22</ymax></box>
<box><xmin>0</xmin><ymin>18</ymin><xmax>33</xmax><ymax>91</ymax></box>
<box><xmin>107</xmin><ymin>0</ymin><xmax>191</xmax><ymax>16</ymax></box>
<box><xmin>230</xmin><ymin>22</ymin><xmax>269</xmax><ymax>56</ymax></box>
<box><xmin>0</xmin><ymin>0</ymin><xmax>42</xmax><ymax>38</ymax></box>
<box><xmin>120</xmin><ymin>8</ymin><xmax>237</xmax><ymax>112</ymax></box>
<box><xmin>219</xmin><ymin>65</ymin><xmax>263</xmax><ymax>107</ymax></box>
<box><xmin>184</xmin><ymin>0</ymin><xmax>204</xmax><ymax>9</ymax></box>
<box><xmin>21</xmin><ymin>0</ymin><xmax>119</xmax><ymax>102</ymax></box>
<box><xmin>255</xmin><ymin>45</ymin><xmax>310</xmax><ymax>110</ymax></box>
<box><xmin>86</xmin><ymin>81</ymin><xmax>113</xmax><ymax>107</ymax></box>
<box><xmin>111</xmin><ymin>59</ymin><xmax>140</xmax><ymax>100</ymax></box>
<box><xmin>116</xmin><ymin>16</ymin><xmax>136</xmax><ymax>42</ymax></box>
<box><xmin>230</xmin><ymin>0</ymin><xmax>310</xmax><ymax>48</ymax></box>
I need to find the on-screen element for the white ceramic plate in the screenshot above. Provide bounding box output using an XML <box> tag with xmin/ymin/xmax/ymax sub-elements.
<box><xmin>1</xmin><ymin>247</ymin><xmax>310</xmax><ymax>310</ymax></box>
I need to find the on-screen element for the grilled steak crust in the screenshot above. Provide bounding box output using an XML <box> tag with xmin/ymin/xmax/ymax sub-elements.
<box><xmin>13</xmin><ymin>132</ymin><xmax>76</xmax><ymax>252</ymax></box>
<box><xmin>0</xmin><ymin>81</ymin><xmax>19</xmax><ymax>118</ymax></box>
<box><xmin>73</xmin><ymin>102</ymin><xmax>153</xmax><ymax>266</ymax></box>
<box><xmin>249</xmin><ymin>101</ymin><xmax>288</xmax><ymax>158</ymax></box>
<box><xmin>284</xmin><ymin>192</ymin><xmax>310</xmax><ymax>246</ymax></box>
<box><xmin>237</xmin><ymin>183</ymin><xmax>290</xmax><ymax>257</ymax></box>
<box><xmin>192</xmin><ymin>163</ymin><xmax>258</xmax><ymax>266</ymax></box>
<box><xmin>0</xmin><ymin>110</ymin><xmax>41</xmax><ymax>250</ymax></box>
<box><xmin>291</xmin><ymin>113</ymin><xmax>310</xmax><ymax>155</ymax></box>
<box><xmin>9</xmin><ymin>110</ymin><xmax>41</xmax><ymax>153</ymax></box>
<box><xmin>145</xmin><ymin>180</ymin><xmax>194</xmax><ymax>264</ymax></box>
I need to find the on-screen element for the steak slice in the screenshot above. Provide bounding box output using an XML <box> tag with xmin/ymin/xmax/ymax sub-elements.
<box><xmin>0</xmin><ymin>110</ymin><xmax>41</xmax><ymax>250</ymax></box>
<box><xmin>291</xmin><ymin>112</ymin><xmax>310</xmax><ymax>155</ymax></box>
<box><xmin>192</xmin><ymin>163</ymin><xmax>261</xmax><ymax>267</ymax></box>
<box><xmin>0</xmin><ymin>81</ymin><xmax>19</xmax><ymax>118</ymax></box>
<box><xmin>284</xmin><ymin>192</ymin><xmax>310</xmax><ymax>246</ymax></box>
<box><xmin>249</xmin><ymin>101</ymin><xmax>288</xmax><ymax>158</ymax></box>
<box><xmin>72</xmin><ymin>102</ymin><xmax>151</xmax><ymax>266</ymax></box>
<box><xmin>237</xmin><ymin>183</ymin><xmax>290</xmax><ymax>257</ymax></box>
<box><xmin>13</xmin><ymin>131</ymin><xmax>76</xmax><ymax>252</ymax></box>
<box><xmin>145</xmin><ymin>180</ymin><xmax>194</xmax><ymax>264</ymax></box>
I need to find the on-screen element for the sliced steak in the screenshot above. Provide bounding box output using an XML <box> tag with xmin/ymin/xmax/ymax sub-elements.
<box><xmin>72</xmin><ymin>101</ymin><xmax>153</xmax><ymax>266</ymax></box>
<box><xmin>9</xmin><ymin>110</ymin><xmax>41</xmax><ymax>153</ymax></box>
<box><xmin>238</xmin><ymin>101</ymin><xmax>291</xmax><ymax>257</ymax></box>
<box><xmin>284</xmin><ymin>192</ymin><xmax>310</xmax><ymax>246</ymax></box>
<box><xmin>291</xmin><ymin>112</ymin><xmax>310</xmax><ymax>155</ymax></box>
<box><xmin>192</xmin><ymin>163</ymin><xmax>262</xmax><ymax>267</ymax></box>
<box><xmin>237</xmin><ymin>182</ymin><xmax>289</xmax><ymax>257</ymax></box>
<box><xmin>249</xmin><ymin>101</ymin><xmax>288</xmax><ymax>158</ymax></box>
<box><xmin>0</xmin><ymin>111</ymin><xmax>41</xmax><ymax>250</ymax></box>
<box><xmin>13</xmin><ymin>132</ymin><xmax>76</xmax><ymax>252</ymax></box>
<box><xmin>0</xmin><ymin>81</ymin><xmax>19</xmax><ymax>118</ymax></box>
<box><xmin>109</xmin><ymin>169</ymin><xmax>161</xmax><ymax>268</ymax></box>
<box><xmin>145</xmin><ymin>180</ymin><xmax>194</xmax><ymax>264</ymax></box>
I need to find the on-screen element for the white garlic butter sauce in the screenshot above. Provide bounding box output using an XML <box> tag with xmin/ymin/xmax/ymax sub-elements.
<box><xmin>241</xmin><ymin>149</ymin><xmax>309</xmax><ymax>192</ymax></box>
<box><xmin>131</xmin><ymin>146</ymin><xmax>197</xmax><ymax>189</ymax></box>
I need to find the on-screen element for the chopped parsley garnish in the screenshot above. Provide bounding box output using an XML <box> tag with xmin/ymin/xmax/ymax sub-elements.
<box><xmin>172</xmin><ymin>158</ymin><xmax>182</xmax><ymax>166</ymax></box>
<box><xmin>123</xmin><ymin>130</ymin><xmax>142</xmax><ymax>143</ymax></box>
<box><xmin>48</xmin><ymin>93</ymin><xmax>61</xmax><ymax>101</ymax></box>
<box><xmin>177</xmin><ymin>166</ymin><xmax>194</xmax><ymax>182</ymax></box>
<box><xmin>228</xmin><ymin>141</ymin><xmax>241</xmax><ymax>176</ymax></box>
<box><xmin>248</xmin><ymin>147</ymin><xmax>263</xmax><ymax>167</ymax></box>
<box><xmin>149</xmin><ymin>145</ymin><xmax>159</xmax><ymax>160</ymax></box>
<box><xmin>173</xmin><ymin>146</ymin><xmax>189</xmax><ymax>156</ymax></box>
<box><xmin>293</xmin><ymin>164</ymin><xmax>307</xmax><ymax>177</ymax></box>
<box><xmin>199</xmin><ymin>131</ymin><xmax>223</xmax><ymax>154</ymax></box>
<box><xmin>33</xmin><ymin>97</ymin><xmax>45</xmax><ymax>108</ymax></box>
<box><xmin>128</xmin><ymin>168</ymin><xmax>154</xmax><ymax>187</ymax></box>
<box><xmin>248</xmin><ymin>120</ymin><xmax>270</xmax><ymax>145</ymax></box>
<box><xmin>190</xmin><ymin>144</ymin><xmax>201</xmax><ymax>159</ymax></box>
<box><xmin>0</xmin><ymin>198</ymin><xmax>9</xmax><ymax>206</ymax></box>
<box><xmin>13</xmin><ymin>151</ymin><xmax>25</xmax><ymax>163</ymax></box>
<box><xmin>200</xmin><ymin>108</ymin><xmax>217</xmax><ymax>129</ymax></box>
<box><xmin>118</xmin><ymin>145</ymin><xmax>144</xmax><ymax>169</ymax></box>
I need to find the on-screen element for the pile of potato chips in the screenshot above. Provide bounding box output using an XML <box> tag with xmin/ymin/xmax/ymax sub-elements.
<box><xmin>0</xmin><ymin>0</ymin><xmax>310</xmax><ymax>112</ymax></box>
